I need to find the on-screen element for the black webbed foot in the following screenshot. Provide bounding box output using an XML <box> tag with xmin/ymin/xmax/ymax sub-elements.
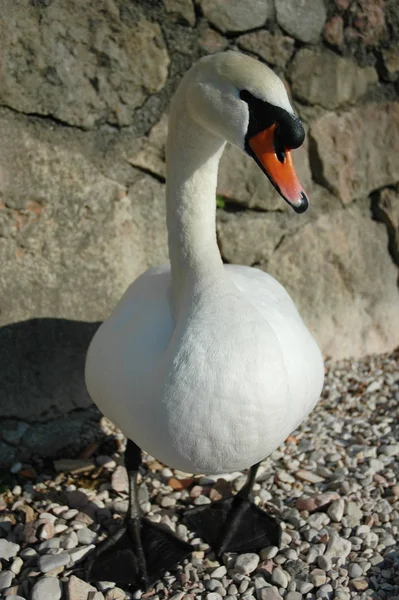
<box><xmin>86</xmin><ymin>517</ymin><xmax>192</xmax><ymax>590</ymax></box>
<box><xmin>185</xmin><ymin>495</ymin><xmax>281</xmax><ymax>554</ymax></box>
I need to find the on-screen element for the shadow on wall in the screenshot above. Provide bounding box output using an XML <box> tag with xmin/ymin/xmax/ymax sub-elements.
<box><xmin>0</xmin><ymin>318</ymin><xmax>104</xmax><ymax>468</ymax></box>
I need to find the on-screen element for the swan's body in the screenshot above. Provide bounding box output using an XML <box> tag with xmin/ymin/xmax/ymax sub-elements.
<box><xmin>87</xmin><ymin>263</ymin><xmax>323</xmax><ymax>474</ymax></box>
<box><xmin>86</xmin><ymin>51</ymin><xmax>324</xmax><ymax>477</ymax></box>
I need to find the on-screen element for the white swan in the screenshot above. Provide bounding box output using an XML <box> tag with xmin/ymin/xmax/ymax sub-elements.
<box><xmin>85</xmin><ymin>51</ymin><xmax>324</xmax><ymax>589</ymax></box>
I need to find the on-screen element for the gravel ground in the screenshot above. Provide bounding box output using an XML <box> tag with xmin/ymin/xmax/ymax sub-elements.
<box><xmin>0</xmin><ymin>349</ymin><xmax>398</xmax><ymax>600</ymax></box>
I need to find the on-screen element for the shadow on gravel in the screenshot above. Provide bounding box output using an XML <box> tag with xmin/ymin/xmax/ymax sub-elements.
<box><xmin>0</xmin><ymin>318</ymin><xmax>104</xmax><ymax>467</ymax></box>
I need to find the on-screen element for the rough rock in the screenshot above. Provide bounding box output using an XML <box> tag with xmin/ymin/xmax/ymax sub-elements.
<box><xmin>237</xmin><ymin>31</ymin><xmax>295</xmax><ymax>68</ymax></box>
<box><xmin>0</xmin><ymin>1</ymin><xmax>169</xmax><ymax>128</ymax></box>
<box><xmin>275</xmin><ymin>0</ymin><xmax>327</xmax><ymax>43</ymax></box>
<box><xmin>373</xmin><ymin>188</ymin><xmax>399</xmax><ymax>265</ymax></box>
<box><xmin>381</xmin><ymin>48</ymin><xmax>399</xmax><ymax>81</ymax></box>
<box><xmin>0</xmin><ymin>111</ymin><xmax>168</xmax><ymax>327</ymax></box>
<box><xmin>323</xmin><ymin>16</ymin><xmax>344</xmax><ymax>48</ymax></box>
<box><xmin>310</xmin><ymin>102</ymin><xmax>399</xmax><ymax>204</ymax></box>
<box><xmin>217</xmin><ymin>211</ymin><xmax>286</xmax><ymax>266</ymax></box>
<box><xmin>200</xmin><ymin>0</ymin><xmax>271</xmax><ymax>33</ymax></box>
<box><xmin>290</xmin><ymin>48</ymin><xmax>377</xmax><ymax>109</ymax></box>
<box><xmin>199</xmin><ymin>29</ymin><xmax>228</xmax><ymax>54</ymax></box>
<box><xmin>266</xmin><ymin>201</ymin><xmax>399</xmax><ymax>359</ymax></box>
<box><xmin>163</xmin><ymin>0</ymin><xmax>196</xmax><ymax>26</ymax></box>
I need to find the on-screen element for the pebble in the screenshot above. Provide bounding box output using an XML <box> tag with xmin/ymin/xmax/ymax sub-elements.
<box><xmin>211</xmin><ymin>566</ymin><xmax>227</xmax><ymax>578</ymax></box>
<box><xmin>327</xmin><ymin>499</ymin><xmax>345</xmax><ymax>522</ymax></box>
<box><xmin>61</xmin><ymin>531</ymin><xmax>79</xmax><ymax>549</ymax></box>
<box><xmin>31</xmin><ymin>576</ymin><xmax>63</xmax><ymax>600</ymax></box>
<box><xmin>271</xmin><ymin>567</ymin><xmax>289</xmax><ymax>588</ymax></box>
<box><xmin>67</xmin><ymin>575</ymin><xmax>97</xmax><ymax>599</ymax></box>
<box><xmin>234</xmin><ymin>553</ymin><xmax>260</xmax><ymax>574</ymax></box>
<box><xmin>77</xmin><ymin>528</ymin><xmax>98</xmax><ymax>545</ymax></box>
<box><xmin>348</xmin><ymin>563</ymin><xmax>363</xmax><ymax>578</ymax></box>
<box><xmin>310</xmin><ymin>568</ymin><xmax>327</xmax><ymax>587</ymax></box>
<box><xmin>0</xmin><ymin>570</ymin><xmax>13</xmax><ymax>590</ymax></box>
<box><xmin>0</xmin><ymin>539</ymin><xmax>19</xmax><ymax>560</ymax></box>
<box><xmin>260</xmin><ymin>546</ymin><xmax>279</xmax><ymax>560</ymax></box>
<box><xmin>0</xmin><ymin>351</ymin><xmax>398</xmax><ymax>599</ymax></box>
<box><xmin>257</xmin><ymin>587</ymin><xmax>283</xmax><ymax>600</ymax></box>
<box><xmin>206</xmin><ymin>594</ymin><xmax>223</xmax><ymax>600</ymax></box>
<box><xmin>38</xmin><ymin>552</ymin><xmax>70</xmax><ymax>573</ymax></box>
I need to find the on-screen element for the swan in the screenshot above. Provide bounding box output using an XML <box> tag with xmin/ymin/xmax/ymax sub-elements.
<box><xmin>85</xmin><ymin>51</ymin><xmax>324</xmax><ymax>589</ymax></box>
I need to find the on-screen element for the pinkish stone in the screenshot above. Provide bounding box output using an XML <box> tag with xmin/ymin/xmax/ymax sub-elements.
<box><xmin>324</xmin><ymin>16</ymin><xmax>344</xmax><ymax>47</ymax></box>
<box><xmin>296</xmin><ymin>492</ymin><xmax>340</xmax><ymax>512</ymax></box>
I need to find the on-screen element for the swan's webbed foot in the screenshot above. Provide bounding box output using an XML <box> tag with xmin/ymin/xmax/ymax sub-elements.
<box><xmin>185</xmin><ymin>463</ymin><xmax>282</xmax><ymax>555</ymax></box>
<box><xmin>86</xmin><ymin>516</ymin><xmax>192</xmax><ymax>590</ymax></box>
<box><xmin>185</xmin><ymin>496</ymin><xmax>281</xmax><ymax>554</ymax></box>
<box><xmin>86</xmin><ymin>439</ymin><xmax>192</xmax><ymax>591</ymax></box>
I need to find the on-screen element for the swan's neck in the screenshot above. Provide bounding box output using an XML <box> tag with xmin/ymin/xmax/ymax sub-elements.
<box><xmin>166</xmin><ymin>86</ymin><xmax>226</xmax><ymax>313</ymax></box>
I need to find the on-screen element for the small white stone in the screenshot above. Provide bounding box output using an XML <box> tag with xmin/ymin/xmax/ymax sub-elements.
<box><xmin>10</xmin><ymin>556</ymin><xmax>23</xmax><ymax>575</ymax></box>
<box><xmin>234</xmin><ymin>553</ymin><xmax>260</xmax><ymax>574</ymax></box>
<box><xmin>77</xmin><ymin>528</ymin><xmax>98</xmax><ymax>545</ymax></box>
<box><xmin>0</xmin><ymin>539</ymin><xmax>20</xmax><ymax>561</ymax></box>
<box><xmin>31</xmin><ymin>576</ymin><xmax>63</xmax><ymax>600</ymax></box>
<box><xmin>271</xmin><ymin>567</ymin><xmax>289</xmax><ymax>588</ymax></box>
<box><xmin>38</xmin><ymin>552</ymin><xmax>70</xmax><ymax>573</ymax></box>
<box><xmin>211</xmin><ymin>566</ymin><xmax>227</xmax><ymax>579</ymax></box>
<box><xmin>327</xmin><ymin>499</ymin><xmax>345</xmax><ymax>522</ymax></box>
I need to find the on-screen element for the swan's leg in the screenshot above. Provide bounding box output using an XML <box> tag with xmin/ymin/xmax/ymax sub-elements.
<box><xmin>86</xmin><ymin>440</ymin><xmax>192</xmax><ymax>590</ymax></box>
<box><xmin>185</xmin><ymin>462</ymin><xmax>281</xmax><ymax>555</ymax></box>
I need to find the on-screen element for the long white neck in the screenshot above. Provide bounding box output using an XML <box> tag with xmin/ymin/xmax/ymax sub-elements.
<box><xmin>166</xmin><ymin>80</ymin><xmax>226</xmax><ymax>314</ymax></box>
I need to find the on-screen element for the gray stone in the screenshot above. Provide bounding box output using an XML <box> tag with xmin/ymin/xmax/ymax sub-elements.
<box><xmin>234</xmin><ymin>553</ymin><xmax>260</xmax><ymax>574</ymax></box>
<box><xmin>276</xmin><ymin>0</ymin><xmax>327</xmax><ymax>43</ymax></box>
<box><xmin>310</xmin><ymin>569</ymin><xmax>327</xmax><ymax>587</ymax></box>
<box><xmin>271</xmin><ymin>567</ymin><xmax>289</xmax><ymax>588</ymax></box>
<box><xmin>325</xmin><ymin>532</ymin><xmax>351</xmax><ymax>559</ymax></box>
<box><xmin>163</xmin><ymin>0</ymin><xmax>196</xmax><ymax>26</ymax></box>
<box><xmin>257</xmin><ymin>587</ymin><xmax>283</xmax><ymax>600</ymax></box>
<box><xmin>285</xmin><ymin>593</ymin><xmax>302</xmax><ymax>600</ymax></box>
<box><xmin>77</xmin><ymin>528</ymin><xmax>98</xmax><ymax>545</ymax></box>
<box><xmin>310</xmin><ymin>102</ymin><xmax>399</xmax><ymax>204</ymax></box>
<box><xmin>31</xmin><ymin>576</ymin><xmax>63</xmax><ymax>600</ymax></box>
<box><xmin>0</xmin><ymin>539</ymin><xmax>20</xmax><ymax>560</ymax></box>
<box><xmin>290</xmin><ymin>48</ymin><xmax>377</xmax><ymax>109</ymax></box>
<box><xmin>348</xmin><ymin>563</ymin><xmax>363</xmax><ymax>578</ymax></box>
<box><xmin>217</xmin><ymin>211</ymin><xmax>286</xmax><ymax>266</ymax></box>
<box><xmin>296</xmin><ymin>581</ymin><xmax>314</xmax><ymax>594</ymax></box>
<box><xmin>200</xmin><ymin>0</ymin><xmax>271</xmax><ymax>32</ymax></box>
<box><xmin>328</xmin><ymin>498</ymin><xmax>345</xmax><ymax>522</ymax></box>
<box><xmin>373</xmin><ymin>188</ymin><xmax>399</xmax><ymax>265</ymax></box>
<box><xmin>0</xmin><ymin>570</ymin><xmax>13</xmax><ymax>590</ymax></box>
<box><xmin>237</xmin><ymin>31</ymin><xmax>295</xmax><ymax>68</ymax></box>
<box><xmin>267</xmin><ymin>201</ymin><xmax>399</xmax><ymax>359</ymax></box>
<box><xmin>0</xmin><ymin>1</ymin><xmax>169</xmax><ymax>128</ymax></box>
<box><xmin>37</xmin><ymin>552</ymin><xmax>70</xmax><ymax>573</ymax></box>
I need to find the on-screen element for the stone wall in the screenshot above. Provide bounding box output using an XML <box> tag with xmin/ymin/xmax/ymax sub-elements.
<box><xmin>0</xmin><ymin>0</ymin><xmax>398</xmax><ymax>465</ymax></box>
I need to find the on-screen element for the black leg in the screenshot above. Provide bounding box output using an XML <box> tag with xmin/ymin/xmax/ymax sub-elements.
<box><xmin>86</xmin><ymin>439</ymin><xmax>192</xmax><ymax>590</ymax></box>
<box><xmin>185</xmin><ymin>462</ymin><xmax>281</xmax><ymax>554</ymax></box>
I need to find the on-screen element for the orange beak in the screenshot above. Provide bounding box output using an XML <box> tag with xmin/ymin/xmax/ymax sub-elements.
<box><xmin>248</xmin><ymin>124</ymin><xmax>308</xmax><ymax>213</ymax></box>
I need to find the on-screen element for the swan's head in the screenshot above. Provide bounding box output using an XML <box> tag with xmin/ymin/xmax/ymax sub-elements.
<box><xmin>186</xmin><ymin>51</ymin><xmax>308</xmax><ymax>213</ymax></box>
